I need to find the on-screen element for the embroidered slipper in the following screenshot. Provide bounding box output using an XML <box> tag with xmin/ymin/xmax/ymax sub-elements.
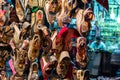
<box><xmin>28</xmin><ymin>62</ymin><xmax>39</xmax><ymax>80</ymax></box>
<box><xmin>77</xmin><ymin>8</ymin><xmax>94</xmax><ymax>37</ymax></box>
<box><xmin>76</xmin><ymin>9</ymin><xmax>91</xmax><ymax>37</ymax></box>
<box><xmin>44</xmin><ymin>0</ymin><xmax>60</xmax><ymax>24</ymax></box>
<box><xmin>36</xmin><ymin>10</ymin><xmax>43</xmax><ymax>26</ymax></box>
<box><xmin>56</xmin><ymin>51</ymin><xmax>72</xmax><ymax>79</ymax></box>
<box><xmin>76</xmin><ymin>37</ymin><xmax>88</xmax><ymax>68</ymax></box>
<box><xmin>28</xmin><ymin>34</ymin><xmax>40</xmax><ymax>62</ymax></box>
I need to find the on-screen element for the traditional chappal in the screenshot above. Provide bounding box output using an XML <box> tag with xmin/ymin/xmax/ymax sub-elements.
<box><xmin>15</xmin><ymin>0</ymin><xmax>25</xmax><ymax>22</ymax></box>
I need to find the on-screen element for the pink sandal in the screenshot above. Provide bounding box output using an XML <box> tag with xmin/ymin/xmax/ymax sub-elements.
<box><xmin>40</xmin><ymin>54</ymin><xmax>57</xmax><ymax>80</ymax></box>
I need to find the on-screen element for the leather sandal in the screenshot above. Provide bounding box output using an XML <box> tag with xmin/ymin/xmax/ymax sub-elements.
<box><xmin>28</xmin><ymin>34</ymin><xmax>40</xmax><ymax>62</ymax></box>
<box><xmin>15</xmin><ymin>0</ymin><xmax>25</xmax><ymax>22</ymax></box>
<box><xmin>40</xmin><ymin>53</ymin><xmax>57</xmax><ymax>79</ymax></box>
<box><xmin>28</xmin><ymin>62</ymin><xmax>39</xmax><ymax>80</ymax></box>
<box><xmin>56</xmin><ymin>51</ymin><xmax>72</xmax><ymax>79</ymax></box>
<box><xmin>76</xmin><ymin>37</ymin><xmax>88</xmax><ymax>68</ymax></box>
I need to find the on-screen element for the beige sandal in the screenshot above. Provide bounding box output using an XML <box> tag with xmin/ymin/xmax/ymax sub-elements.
<box><xmin>11</xmin><ymin>48</ymin><xmax>27</xmax><ymax>76</ymax></box>
<box><xmin>73</xmin><ymin>69</ymin><xmax>89</xmax><ymax>80</ymax></box>
<box><xmin>56</xmin><ymin>51</ymin><xmax>72</xmax><ymax>79</ymax></box>
<box><xmin>15</xmin><ymin>0</ymin><xmax>25</xmax><ymax>22</ymax></box>
<box><xmin>0</xmin><ymin>70</ymin><xmax>7</xmax><ymax>80</ymax></box>
<box><xmin>28</xmin><ymin>34</ymin><xmax>40</xmax><ymax>62</ymax></box>
<box><xmin>40</xmin><ymin>53</ymin><xmax>57</xmax><ymax>79</ymax></box>
<box><xmin>41</xmin><ymin>36</ymin><xmax>52</xmax><ymax>53</ymax></box>
<box><xmin>44</xmin><ymin>0</ymin><xmax>60</xmax><ymax>24</ymax></box>
<box><xmin>36</xmin><ymin>10</ymin><xmax>43</xmax><ymax>26</ymax></box>
<box><xmin>76</xmin><ymin>8</ymin><xmax>94</xmax><ymax>37</ymax></box>
<box><xmin>28</xmin><ymin>62</ymin><xmax>39</xmax><ymax>80</ymax></box>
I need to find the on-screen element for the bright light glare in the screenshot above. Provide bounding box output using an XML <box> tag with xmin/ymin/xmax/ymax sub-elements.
<box><xmin>110</xmin><ymin>8</ymin><xmax>115</xmax><ymax>19</ymax></box>
<box><xmin>117</xmin><ymin>17</ymin><xmax>120</xmax><ymax>23</ymax></box>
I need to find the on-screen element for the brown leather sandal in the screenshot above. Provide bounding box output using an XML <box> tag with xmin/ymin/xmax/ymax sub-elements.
<box><xmin>73</xmin><ymin>69</ymin><xmax>89</xmax><ymax>80</ymax></box>
<box><xmin>76</xmin><ymin>8</ymin><xmax>94</xmax><ymax>37</ymax></box>
<box><xmin>41</xmin><ymin>36</ymin><xmax>52</xmax><ymax>53</ymax></box>
<box><xmin>0</xmin><ymin>50</ymin><xmax>9</xmax><ymax>69</ymax></box>
<box><xmin>76</xmin><ymin>37</ymin><xmax>88</xmax><ymax>68</ymax></box>
<box><xmin>44</xmin><ymin>0</ymin><xmax>60</xmax><ymax>24</ymax></box>
<box><xmin>40</xmin><ymin>53</ymin><xmax>57</xmax><ymax>79</ymax></box>
<box><xmin>15</xmin><ymin>0</ymin><xmax>25</xmax><ymax>22</ymax></box>
<box><xmin>0</xmin><ymin>70</ymin><xmax>7</xmax><ymax>80</ymax></box>
<box><xmin>28</xmin><ymin>62</ymin><xmax>39</xmax><ymax>80</ymax></box>
<box><xmin>56</xmin><ymin>51</ymin><xmax>72</xmax><ymax>79</ymax></box>
<box><xmin>11</xmin><ymin>48</ymin><xmax>27</xmax><ymax>76</ymax></box>
<box><xmin>36</xmin><ymin>10</ymin><xmax>43</xmax><ymax>26</ymax></box>
<box><xmin>28</xmin><ymin>34</ymin><xmax>40</xmax><ymax>62</ymax></box>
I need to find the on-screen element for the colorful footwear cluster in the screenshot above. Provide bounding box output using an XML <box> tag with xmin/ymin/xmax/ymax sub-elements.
<box><xmin>0</xmin><ymin>0</ymin><xmax>94</xmax><ymax>80</ymax></box>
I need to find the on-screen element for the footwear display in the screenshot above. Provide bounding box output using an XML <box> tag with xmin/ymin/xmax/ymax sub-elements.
<box><xmin>0</xmin><ymin>0</ymin><xmax>119</xmax><ymax>80</ymax></box>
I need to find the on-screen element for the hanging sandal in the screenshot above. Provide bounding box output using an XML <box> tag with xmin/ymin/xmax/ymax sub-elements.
<box><xmin>28</xmin><ymin>34</ymin><xmax>40</xmax><ymax>62</ymax></box>
<box><xmin>76</xmin><ymin>37</ymin><xmax>88</xmax><ymax>68</ymax></box>
<box><xmin>56</xmin><ymin>51</ymin><xmax>72</xmax><ymax>79</ymax></box>
<box><xmin>11</xmin><ymin>48</ymin><xmax>27</xmax><ymax>76</ymax></box>
<box><xmin>73</xmin><ymin>69</ymin><xmax>89</xmax><ymax>80</ymax></box>
<box><xmin>15</xmin><ymin>0</ymin><xmax>25</xmax><ymax>22</ymax></box>
<box><xmin>28</xmin><ymin>62</ymin><xmax>39</xmax><ymax>80</ymax></box>
<box><xmin>40</xmin><ymin>53</ymin><xmax>57</xmax><ymax>80</ymax></box>
<box><xmin>0</xmin><ymin>50</ymin><xmax>9</xmax><ymax>69</ymax></box>
<box><xmin>41</xmin><ymin>36</ymin><xmax>52</xmax><ymax>53</ymax></box>
<box><xmin>76</xmin><ymin>8</ymin><xmax>94</xmax><ymax>37</ymax></box>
